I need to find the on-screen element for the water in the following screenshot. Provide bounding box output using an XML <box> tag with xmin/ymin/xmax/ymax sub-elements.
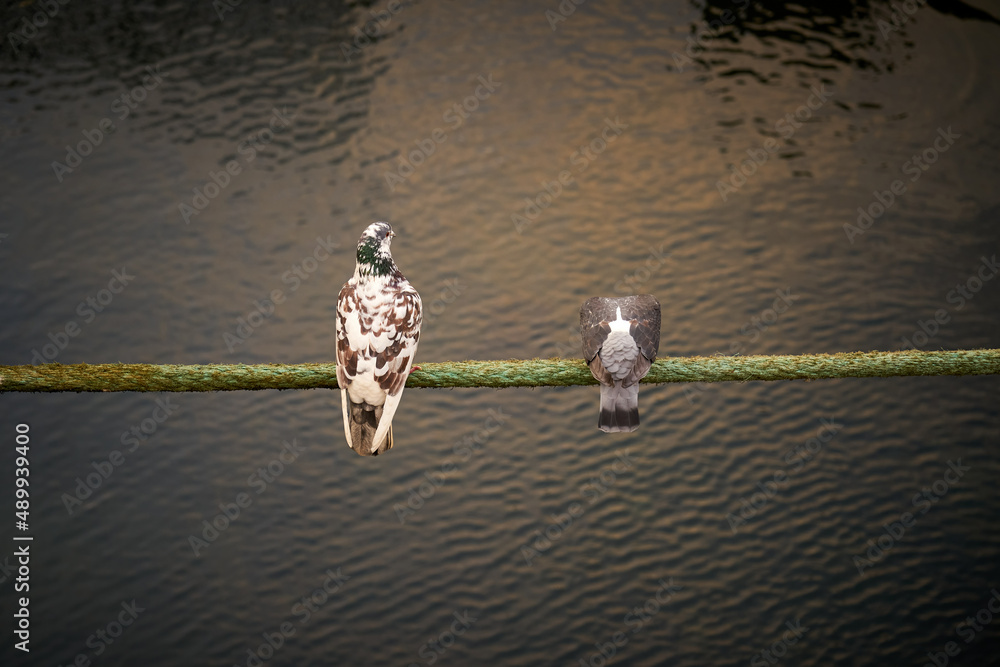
<box><xmin>1</xmin><ymin>1</ymin><xmax>1000</xmax><ymax>665</ymax></box>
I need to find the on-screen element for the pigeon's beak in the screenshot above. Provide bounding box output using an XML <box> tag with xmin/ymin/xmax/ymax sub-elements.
<box><xmin>388</xmin><ymin>231</ymin><xmax>397</xmax><ymax>239</ymax></box>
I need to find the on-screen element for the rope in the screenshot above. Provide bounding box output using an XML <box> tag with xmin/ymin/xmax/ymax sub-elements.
<box><xmin>1</xmin><ymin>349</ymin><xmax>998</xmax><ymax>392</ymax></box>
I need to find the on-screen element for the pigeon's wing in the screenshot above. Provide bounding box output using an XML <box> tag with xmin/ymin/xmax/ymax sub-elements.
<box><xmin>368</xmin><ymin>284</ymin><xmax>422</xmax><ymax>450</ymax></box>
<box><xmin>580</xmin><ymin>297</ymin><xmax>618</xmax><ymax>362</ymax></box>
<box><xmin>336</xmin><ymin>282</ymin><xmax>361</xmax><ymax>447</ymax></box>
<box><xmin>336</xmin><ymin>282</ymin><xmax>362</xmax><ymax>388</ymax></box>
<box><xmin>626</xmin><ymin>294</ymin><xmax>661</xmax><ymax>361</ymax></box>
<box><xmin>621</xmin><ymin>294</ymin><xmax>660</xmax><ymax>385</ymax></box>
<box><xmin>372</xmin><ymin>285</ymin><xmax>422</xmax><ymax>396</ymax></box>
<box><xmin>581</xmin><ymin>297</ymin><xmax>615</xmax><ymax>385</ymax></box>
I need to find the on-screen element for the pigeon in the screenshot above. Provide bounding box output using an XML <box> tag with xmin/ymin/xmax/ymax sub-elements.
<box><xmin>336</xmin><ymin>221</ymin><xmax>422</xmax><ymax>456</ymax></box>
<box><xmin>580</xmin><ymin>295</ymin><xmax>661</xmax><ymax>433</ymax></box>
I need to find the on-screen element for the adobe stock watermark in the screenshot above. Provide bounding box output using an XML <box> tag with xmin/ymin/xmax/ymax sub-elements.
<box><xmin>716</xmin><ymin>84</ymin><xmax>833</xmax><ymax>202</ymax></box>
<box><xmin>922</xmin><ymin>588</ymin><xmax>1000</xmax><ymax>667</ymax></box>
<box><xmin>520</xmin><ymin>449</ymin><xmax>635</xmax><ymax>566</ymax></box>
<box><xmin>213</xmin><ymin>0</ymin><xmax>243</xmax><ymax>22</ymax></box>
<box><xmin>899</xmin><ymin>253</ymin><xmax>997</xmax><ymax>350</ymax></box>
<box><xmin>340</xmin><ymin>0</ymin><xmax>404</xmax><ymax>61</ymax></box>
<box><xmin>545</xmin><ymin>0</ymin><xmax>590</xmax><ymax>31</ymax></box>
<box><xmin>546</xmin><ymin>322</ymin><xmax>583</xmax><ymax>360</ymax></box>
<box><xmin>61</xmin><ymin>398</ymin><xmax>180</xmax><ymax>515</ymax></box>
<box><xmin>733</xmin><ymin>287</ymin><xmax>798</xmax><ymax>351</ymax></box>
<box><xmin>685</xmin><ymin>287</ymin><xmax>799</xmax><ymax>405</ymax></box>
<box><xmin>394</xmin><ymin>407</ymin><xmax>508</xmax><ymax>523</ymax></box>
<box><xmin>234</xmin><ymin>567</ymin><xmax>350</xmax><ymax>667</ymax></box>
<box><xmin>876</xmin><ymin>0</ymin><xmax>927</xmax><ymax>40</ymax></box>
<box><xmin>187</xmin><ymin>438</ymin><xmax>304</xmax><ymax>556</ymax></box>
<box><xmin>726</xmin><ymin>418</ymin><xmax>841</xmax><ymax>533</ymax></box>
<box><xmin>383</xmin><ymin>74</ymin><xmax>502</xmax><ymax>192</ymax></box>
<box><xmin>615</xmin><ymin>245</ymin><xmax>671</xmax><ymax>294</ymax></box>
<box><xmin>223</xmin><ymin>235</ymin><xmax>338</xmax><ymax>353</ymax></box>
<box><xmin>542</xmin><ymin>243</ymin><xmax>669</xmax><ymax>359</ymax></box>
<box><xmin>0</xmin><ymin>556</ymin><xmax>14</xmax><ymax>586</ymax></box>
<box><xmin>576</xmin><ymin>578</ymin><xmax>682</xmax><ymax>667</ymax></box>
<box><xmin>844</xmin><ymin>126</ymin><xmax>960</xmax><ymax>244</ymax></box>
<box><xmin>55</xmin><ymin>600</ymin><xmax>145</xmax><ymax>666</ymax></box>
<box><xmin>749</xmin><ymin>618</ymin><xmax>809</xmax><ymax>666</ymax></box>
<box><xmin>7</xmin><ymin>0</ymin><xmax>71</xmax><ymax>54</ymax></box>
<box><xmin>422</xmin><ymin>277</ymin><xmax>467</xmax><ymax>326</ymax></box>
<box><xmin>51</xmin><ymin>64</ymin><xmax>168</xmax><ymax>182</ymax></box>
<box><xmin>179</xmin><ymin>106</ymin><xmax>296</xmax><ymax>224</ymax></box>
<box><xmin>512</xmin><ymin>116</ymin><xmax>628</xmax><ymax>235</ymax></box>
<box><xmin>670</xmin><ymin>0</ymin><xmax>752</xmax><ymax>72</ymax></box>
<box><xmin>853</xmin><ymin>458</ymin><xmax>969</xmax><ymax>576</ymax></box>
<box><xmin>407</xmin><ymin>609</ymin><xmax>478</xmax><ymax>667</ymax></box>
<box><xmin>28</xmin><ymin>267</ymin><xmax>136</xmax><ymax>365</ymax></box>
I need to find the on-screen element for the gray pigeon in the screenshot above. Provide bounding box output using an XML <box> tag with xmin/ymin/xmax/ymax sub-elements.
<box><xmin>336</xmin><ymin>222</ymin><xmax>422</xmax><ymax>456</ymax></box>
<box><xmin>580</xmin><ymin>295</ymin><xmax>661</xmax><ymax>432</ymax></box>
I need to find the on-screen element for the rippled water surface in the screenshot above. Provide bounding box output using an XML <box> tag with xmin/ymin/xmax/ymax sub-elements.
<box><xmin>2</xmin><ymin>1</ymin><xmax>1000</xmax><ymax>665</ymax></box>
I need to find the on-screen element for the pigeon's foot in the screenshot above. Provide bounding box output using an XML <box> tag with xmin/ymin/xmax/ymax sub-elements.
<box><xmin>409</xmin><ymin>366</ymin><xmax>422</xmax><ymax>374</ymax></box>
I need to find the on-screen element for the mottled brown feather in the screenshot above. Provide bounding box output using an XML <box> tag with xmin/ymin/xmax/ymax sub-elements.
<box><xmin>336</xmin><ymin>281</ymin><xmax>421</xmax><ymax>398</ymax></box>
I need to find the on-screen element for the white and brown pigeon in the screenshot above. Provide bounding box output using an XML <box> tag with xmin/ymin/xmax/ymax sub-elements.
<box><xmin>580</xmin><ymin>295</ymin><xmax>661</xmax><ymax>433</ymax></box>
<box><xmin>336</xmin><ymin>222</ymin><xmax>422</xmax><ymax>456</ymax></box>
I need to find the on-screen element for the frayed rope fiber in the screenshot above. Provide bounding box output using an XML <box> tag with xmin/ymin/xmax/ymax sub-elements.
<box><xmin>1</xmin><ymin>349</ymin><xmax>998</xmax><ymax>392</ymax></box>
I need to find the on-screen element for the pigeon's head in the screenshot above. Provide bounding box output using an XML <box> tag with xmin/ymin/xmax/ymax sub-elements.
<box><xmin>356</xmin><ymin>221</ymin><xmax>397</xmax><ymax>277</ymax></box>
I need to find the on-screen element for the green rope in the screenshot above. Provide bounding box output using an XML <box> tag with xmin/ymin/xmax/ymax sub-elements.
<box><xmin>1</xmin><ymin>349</ymin><xmax>998</xmax><ymax>392</ymax></box>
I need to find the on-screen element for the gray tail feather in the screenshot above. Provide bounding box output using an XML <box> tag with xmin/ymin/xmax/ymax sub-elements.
<box><xmin>598</xmin><ymin>383</ymin><xmax>639</xmax><ymax>433</ymax></box>
<box><xmin>349</xmin><ymin>402</ymin><xmax>393</xmax><ymax>456</ymax></box>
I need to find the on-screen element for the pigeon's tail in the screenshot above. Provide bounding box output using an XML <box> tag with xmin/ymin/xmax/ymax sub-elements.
<box><xmin>349</xmin><ymin>402</ymin><xmax>393</xmax><ymax>456</ymax></box>
<box><xmin>598</xmin><ymin>382</ymin><xmax>640</xmax><ymax>433</ymax></box>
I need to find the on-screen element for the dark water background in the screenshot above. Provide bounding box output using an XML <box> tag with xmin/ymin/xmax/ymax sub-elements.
<box><xmin>2</xmin><ymin>1</ymin><xmax>1000</xmax><ymax>665</ymax></box>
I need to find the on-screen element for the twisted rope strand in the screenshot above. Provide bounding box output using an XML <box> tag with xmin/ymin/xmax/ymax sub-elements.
<box><xmin>1</xmin><ymin>349</ymin><xmax>998</xmax><ymax>392</ymax></box>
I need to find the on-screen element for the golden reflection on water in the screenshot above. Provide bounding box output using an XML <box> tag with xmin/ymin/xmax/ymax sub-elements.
<box><xmin>1</xmin><ymin>1</ymin><xmax>1000</xmax><ymax>665</ymax></box>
